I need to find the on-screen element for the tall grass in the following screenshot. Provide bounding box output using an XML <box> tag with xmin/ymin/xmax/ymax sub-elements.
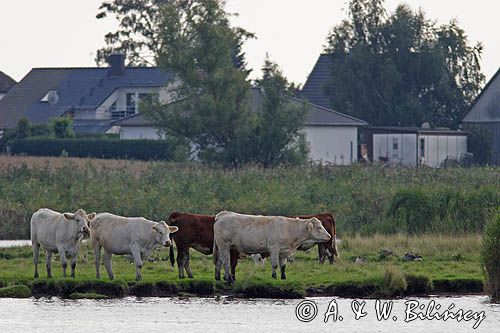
<box><xmin>0</xmin><ymin>156</ymin><xmax>498</xmax><ymax>239</ymax></box>
<box><xmin>481</xmin><ymin>213</ymin><xmax>500</xmax><ymax>302</ymax></box>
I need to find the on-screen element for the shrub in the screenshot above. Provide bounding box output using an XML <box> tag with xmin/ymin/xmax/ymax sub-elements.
<box><xmin>0</xmin><ymin>285</ymin><xmax>32</xmax><ymax>298</ymax></box>
<box><xmin>9</xmin><ymin>138</ymin><xmax>176</xmax><ymax>161</ymax></box>
<box><xmin>481</xmin><ymin>213</ymin><xmax>500</xmax><ymax>302</ymax></box>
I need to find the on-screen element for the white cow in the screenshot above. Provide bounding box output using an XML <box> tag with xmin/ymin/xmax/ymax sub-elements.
<box><xmin>90</xmin><ymin>213</ymin><xmax>178</xmax><ymax>281</ymax></box>
<box><xmin>213</xmin><ymin>211</ymin><xmax>331</xmax><ymax>282</ymax></box>
<box><xmin>31</xmin><ymin>208</ymin><xmax>95</xmax><ymax>278</ymax></box>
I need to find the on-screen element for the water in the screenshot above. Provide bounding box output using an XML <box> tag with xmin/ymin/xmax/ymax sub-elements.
<box><xmin>0</xmin><ymin>240</ymin><xmax>31</xmax><ymax>248</ymax></box>
<box><xmin>0</xmin><ymin>296</ymin><xmax>498</xmax><ymax>332</ymax></box>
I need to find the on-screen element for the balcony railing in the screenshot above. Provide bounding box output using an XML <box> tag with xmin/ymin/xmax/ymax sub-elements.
<box><xmin>108</xmin><ymin>106</ymin><xmax>136</xmax><ymax>120</ymax></box>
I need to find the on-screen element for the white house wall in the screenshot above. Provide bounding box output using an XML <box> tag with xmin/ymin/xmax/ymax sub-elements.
<box><xmin>120</xmin><ymin>126</ymin><xmax>163</xmax><ymax>140</ymax></box>
<box><xmin>304</xmin><ymin>126</ymin><xmax>357</xmax><ymax>165</ymax></box>
<box><xmin>373</xmin><ymin>133</ymin><xmax>417</xmax><ymax>166</ymax></box>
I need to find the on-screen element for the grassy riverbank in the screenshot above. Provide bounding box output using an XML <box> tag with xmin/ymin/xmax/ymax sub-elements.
<box><xmin>0</xmin><ymin>235</ymin><xmax>484</xmax><ymax>299</ymax></box>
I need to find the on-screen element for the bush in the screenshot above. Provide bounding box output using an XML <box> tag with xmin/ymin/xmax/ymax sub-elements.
<box><xmin>481</xmin><ymin>213</ymin><xmax>500</xmax><ymax>302</ymax></box>
<box><xmin>9</xmin><ymin>138</ymin><xmax>176</xmax><ymax>161</ymax></box>
<box><xmin>388</xmin><ymin>187</ymin><xmax>499</xmax><ymax>234</ymax></box>
<box><xmin>0</xmin><ymin>285</ymin><xmax>32</xmax><ymax>298</ymax></box>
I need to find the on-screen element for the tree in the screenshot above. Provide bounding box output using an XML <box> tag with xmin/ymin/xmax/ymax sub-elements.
<box><xmin>50</xmin><ymin>116</ymin><xmax>75</xmax><ymax>138</ymax></box>
<box><xmin>96</xmin><ymin>0</ymin><xmax>251</xmax><ymax>72</ymax></box>
<box><xmin>95</xmin><ymin>0</ymin><xmax>169</xmax><ymax>66</ymax></box>
<box><xmin>467</xmin><ymin>126</ymin><xmax>493</xmax><ymax>165</ymax></box>
<box><xmin>240</xmin><ymin>58</ymin><xmax>309</xmax><ymax>167</ymax></box>
<box><xmin>145</xmin><ymin>0</ymin><xmax>254</xmax><ymax>165</ymax></box>
<box><xmin>324</xmin><ymin>0</ymin><xmax>484</xmax><ymax>128</ymax></box>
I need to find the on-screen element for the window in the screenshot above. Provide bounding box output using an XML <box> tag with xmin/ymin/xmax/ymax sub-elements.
<box><xmin>392</xmin><ymin>138</ymin><xmax>399</xmax><ymax>157</ymax></box>
<box><xmin>41</xmin><ymin>90</ymin><xmax>59</xmax><ymax>103</ymax></box>
<box><xmin>420</xmin><ymin>138</ymin><xmax>426</xmax><ymax>158</ymax></box>
<box><xmin>126</xmin><ymin>93</ymin><xmax>137</xmax><ymax>112</ymax></box>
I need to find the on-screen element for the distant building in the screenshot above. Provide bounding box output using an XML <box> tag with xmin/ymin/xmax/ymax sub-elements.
<box><xmin>0</xmin><ymin>54</ymin><xmax>172</xmax><ymax>134</ymax></box>
<box><xmin>115</xmin><ymin>87</ymin><xmax>368</xmax><ymax>165</ymax></box>
<box><xmin>364</xmin><ymin>126</ymin><xmax>468</xmax><ymax>167</ymax></box>
<box><xmin>300</xmin><ymin>54</ymin><xmax>333</xmax><ymax>109</ymax></box>
<box><xmin>461</xmin><ymin>68</ymin><xmax>500</xmax><ymax>164</ymax></box>
<box><xmin>0</xmin><ymin>71</ymin><xmax>16</xmax><ymax>101</ymax></box>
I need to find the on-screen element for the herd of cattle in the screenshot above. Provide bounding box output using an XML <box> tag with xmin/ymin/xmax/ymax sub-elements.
<box><xmin>30</xmin><ymin>208</ymin><xmax>338</xmax><ymax>282</ymax></box>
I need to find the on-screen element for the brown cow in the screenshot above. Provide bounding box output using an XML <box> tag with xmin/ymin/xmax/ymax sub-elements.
<box><xmin>168</xmin><ymin>212</ymin><xmax>214</xmax><ymax>279</ymax></box>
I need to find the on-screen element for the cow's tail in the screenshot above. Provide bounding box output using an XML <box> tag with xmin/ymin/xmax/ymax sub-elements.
<box><xmin>213</xmin><ymin>240</ymin><xmax>219</xmax><ymax>265</ymax></box>
<box><xmin>169</xmin><ymin>243</ymin><xmax>175</xmax><ymax>267</ymax></box>
<box><xmin>329</xmin><ymin>213</ymin><xmax>339</xmax><ymax>258</ymax></box>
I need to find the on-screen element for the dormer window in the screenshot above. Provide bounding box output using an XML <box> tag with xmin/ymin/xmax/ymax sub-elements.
<box><xmin>41</xmin><ymin>90</ymin><xmax>59</xmax><ymax>105</ymax></box>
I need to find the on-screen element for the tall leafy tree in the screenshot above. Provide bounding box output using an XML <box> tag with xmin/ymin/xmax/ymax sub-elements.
<box><xmin>96</xmin><ymin>0</ymin><xmax>169</xmax><ymax>65</ymax></box>
<box><xmin>324</xmin><ymin>0</ymin><xmax>484</xmax><ymax>128</ymax></box>
<box><xmin>240</xmin><ymin>58</ymin><xmax>309</xmax><ymax>167</ymax></box>
<box><xmin>145</xmin><ymin>0</ymin><xmax>254</xmax><ymax>165</ymax></box>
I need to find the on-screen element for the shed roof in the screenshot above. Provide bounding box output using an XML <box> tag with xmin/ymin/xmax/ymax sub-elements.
<box><xmin>365</xmin><ymin>126</ymin><xmax>467</xmax><ymax>136</ymax></box>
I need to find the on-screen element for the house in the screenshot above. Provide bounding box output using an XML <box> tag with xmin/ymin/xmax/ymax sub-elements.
<box><xmin>461</xmin><ymin>68</ymin><xmax>500</xmax><ymax>164</ymax></box>
<box><xmin>300</xmin><ymin>54</ymin><xmax>333</xmax><ymax>109</ymax></box>
<box><xmin>114</xmin><ymin>87</ymin><xmax>368</xmax><ymax>165</ymax></box>
<box><xmin>0</xmin><ymin>55</ymin><xmax>172</xmax><ymax>134</ymax></box>
<box><xmin>363</xmin><ymin>126</ymin><xmax>468</xmax><ymax>167</ymax></box>
<box><xmin>0</xmin><ymin>71</ymin><xmax>16</xmax><ymax>101</ymax></box>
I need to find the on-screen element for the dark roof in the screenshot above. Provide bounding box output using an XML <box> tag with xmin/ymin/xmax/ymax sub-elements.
<box><xmin>462</xmin><ymin>67</ymin><xmax>500</xmax><ymax>123</ymax></box>
<box><xmin>0</xmin><ymin>71</ymin><xmax>16</xmax><ymax>93</ymax></box>
<box><xmin>114</xmin><ymin>88</ymin><xmax>367</xmax><ymax>128</ymax></box>
<box><xmin>365</xmin><ymin>126</ymin><xmax>467</xmax><ymax>136</ymax></box>
<box><xmin>0</xmin><ymin>67</ymin><xmax>171</xmax><ymax>129</ymax></box>
<box><xmin>113</xmin><ymin>113</ymin><xmax>151</xmax><ymax>126</ymax></box>
<box><xmin>300</xmin><ymin>54</ymin><xmax>333</xmax><ymax>109</ymax></box>
<box><xmin>72</xmin><ymin>119</ymin><xmax>114</xmax><ymax>134</ymax></box>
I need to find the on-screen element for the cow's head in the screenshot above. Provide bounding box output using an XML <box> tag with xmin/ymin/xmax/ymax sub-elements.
<box><xmin>63</xmin><ymin>209</ymin><xmax>95</xmax><ymax>237</ymax></box>
<box><xmin>306</xmin><ymin>217</ymin><xmax>331</xmax><ymax>242</ymax></box>
<box><xmin>152</xmin><ymin>221</ymin><xmax>179</xmax><ymax>247</ymax></box>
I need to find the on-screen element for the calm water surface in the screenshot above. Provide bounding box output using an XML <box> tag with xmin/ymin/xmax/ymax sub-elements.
<box><xmin>0</xmin><ymin>296</ymin><xmax>498</xmax><ymax>333</ymax></box>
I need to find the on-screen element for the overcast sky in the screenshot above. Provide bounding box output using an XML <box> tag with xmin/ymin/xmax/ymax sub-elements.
<box><xmin>1</xmin><ymin>0</ymin><xmax>498</xmax><ymax>85</ymax></box>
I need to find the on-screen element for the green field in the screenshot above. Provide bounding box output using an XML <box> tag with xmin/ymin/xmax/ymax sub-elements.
<box><xmin>0</xmin><ymin>234</ymin><xmax>484</xmax><ymax>299</ymax></box>
<box><xmin>0</xmin><ymin>156</ymin><xmax>498</xmax><ymax>239</ymax></box>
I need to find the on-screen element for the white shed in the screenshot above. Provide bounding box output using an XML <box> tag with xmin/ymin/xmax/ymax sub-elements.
<box><xmin>366</xmin><ymin>126</ymin><xmax>468</xmax><ymax>167</ymax></box>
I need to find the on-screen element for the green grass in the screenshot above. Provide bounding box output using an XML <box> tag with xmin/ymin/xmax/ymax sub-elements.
<box><xmin>0</xmin><ymin>235</ymin><xmax>484</xmax><ymax>298</ymax></box>
<box><xmin>0</xmin><ymin>157</ymin><xmax>498</xmax><ymax>239</ymax></box>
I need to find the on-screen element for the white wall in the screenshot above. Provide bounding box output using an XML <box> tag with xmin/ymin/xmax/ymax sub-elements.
<box><xmin>304</xmin><ymin>126</ymin><xmax>358</xmax><ymax>165</ymax></box>
<box><xmin>120</xmin><ymin>126</ymin><xmax>163</xmax><ymax>140</ymax></box>
<box><xmin>373</xmin><ymin>133</ymin><xmax>417</xmax><ymax>166</ymax></box>
<box><xmin>419</xmin><ymin>135</ymin><xmax>467</xmax><ymax>167</ymax></box>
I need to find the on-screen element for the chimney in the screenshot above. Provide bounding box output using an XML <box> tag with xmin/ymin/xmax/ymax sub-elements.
<box><xmin>108</xmin><ymin>53</ymin><xmax>125</xmax><ymax>76</ymax></box>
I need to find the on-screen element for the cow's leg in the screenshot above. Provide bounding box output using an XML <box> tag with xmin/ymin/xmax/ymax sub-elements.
<box><xmin>131</xmin><ymin>246</ymin><xmax>143</xmax><ymax>281</ymax></box>
<box><xmin>57</xmin><ymin>246</ymin><xmax>68</xmax><ymax>278</ymax></box>
<box><xmin>326</xmin><ymin>241</ymin><xmax>336</xmax><ymax>264</ymax></box>
<box><xmin>219</xmin><ymin>244</ymin><xmax>233</xmax><ymax>283</ymax></box>
<box><xmin>184</xmin><ymin>252</ymin><xmax>194</xmax><ymax>279</ymax></box>
<box><xmin>32</xmin><ymin>240</ymin><xmax>40</xmax><ymax>278</ymax></box>
<box><xmin>230</xmin><ymin>250</ymin><xmax>239</xmax><ymax>281</ymax></box>
<box><xmin>93</xmin><ymin>241</ymin><xmax>102</xmax><ymax>279</ymax></box>
<box><xmin>103</xmin><ymin>250</ymin><xmax>114</xmax><ymax>280</ymax></box>
<box><xmin>279</xmin><ymin>254</ymin><xmax>287</xmax><ymax>280</ymax></box>
<box><xmin>214</xmin><ymin>242</ymin><xmax>222</xmax><ymax>281</ymax></box>
<box><xmin>176</xmin><ymin>249</ymin><xmax>186</xmax><ymax>279</ymax></box>
<box><xmin>318</xmin><ymin>244</ymin><xmax>327</xmax><ymax>265</ymax></box>
<box><xmin>45</xmin><ymin>251</ymin><xmax>53</xmax><ymax>278</ymax></box>
<box><xmin>70</xmin><ymin>255</ymin><xmax>77</xmax><ymax>278</ymax></box>
<box><xmin>270</xmin><ymin>249</ymin><xmax>279</xmax><ymax>279</ymax></box>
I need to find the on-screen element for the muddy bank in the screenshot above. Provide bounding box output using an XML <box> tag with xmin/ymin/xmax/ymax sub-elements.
<box><xmin>0</xmin><ymin>277</ymin><xmax>484</xmax><ymax>299</ymax></box>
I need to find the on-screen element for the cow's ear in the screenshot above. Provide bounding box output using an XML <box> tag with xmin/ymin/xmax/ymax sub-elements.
<box><xmin>169</xmin><ymin>226</ymin><xmax>179</xmax><ymax>233</ymax></box>
<box><xmin>63</xmin><ymin>213</ymin><xmax>75</xmax><ymax>221</ymax></box>
<box><xmin>87</xmin><ymin>213</ymin><xmax>96</xmax><ymax>220</ymax></box>
<box><xmin>307</xmin><ymin>222</ymin><xmax>313</xmax><ymax>231</ymax></box>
